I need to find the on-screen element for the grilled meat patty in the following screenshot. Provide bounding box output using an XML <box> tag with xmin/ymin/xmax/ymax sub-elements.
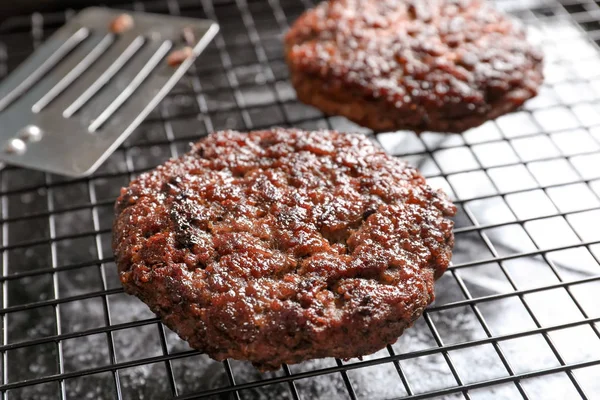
<box><xmin>285</xmin><ymin>0</ymin><xmax>543</xmax><ymax>133</ymax></box>
<box><xmin>113</xmin><ymin>128</ymin><xmax>456</xmax><ymax>370</ymax></box>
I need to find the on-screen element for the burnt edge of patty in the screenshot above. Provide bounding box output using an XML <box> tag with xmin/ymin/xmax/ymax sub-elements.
<box><xmin>284</xmin><ymin>0</ymin><xmax>544</xmax><ymax>133</ymax></box>
<box><xmin>113</xmin><ymin>128</ymin><xmax>456</xmax><ymax>370</ymax></box>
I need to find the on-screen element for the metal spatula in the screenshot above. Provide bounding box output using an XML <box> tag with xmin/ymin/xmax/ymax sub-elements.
<box><xmin>0</xmin><ymin>7</ymin><xmax>218</xmax><ymax>177</ymax></box>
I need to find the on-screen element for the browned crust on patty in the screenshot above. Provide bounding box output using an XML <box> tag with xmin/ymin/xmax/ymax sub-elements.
<box><xmin>285</xmin><ymin>0</ymin><xmax>544</xmax><ymax>133</ymax></box>
<box><xmin>113</xmin><ymin>129</ymin><xmax>456</xmax><ymax>370</ymax></box>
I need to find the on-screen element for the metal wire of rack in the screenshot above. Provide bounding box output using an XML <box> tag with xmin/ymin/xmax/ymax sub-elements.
<box><xmin>0</xmin><ymin>0</ymin><xmax>599</xmax><ymax>399</ymax></box>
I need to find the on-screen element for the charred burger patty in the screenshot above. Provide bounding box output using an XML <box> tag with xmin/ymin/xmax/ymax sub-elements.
<box><xmin>113</xmin><ymin>128</ymin><xmax>456</xmax><ymax>370</ymax></box>
<box><xmin>285</xmin><ymin>0</ymin><xmax>543</xmax><ymax>133</ymax></box>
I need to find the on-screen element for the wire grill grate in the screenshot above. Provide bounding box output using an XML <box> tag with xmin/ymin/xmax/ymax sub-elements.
<box><xmin>0</xmin><ymin>0</ymin><xmax>600</xmax><ymax>399</ymax></box>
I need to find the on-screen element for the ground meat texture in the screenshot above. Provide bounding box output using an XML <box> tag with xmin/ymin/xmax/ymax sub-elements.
<box><xmin>113</xmin><ymin>129</ymin><xmax>456</xmax><ymax>370</ymax></box>
<box><xmin>285</xmin><ymin>0</ymin><xmax>544</xmax><ymax>133</ymax></box>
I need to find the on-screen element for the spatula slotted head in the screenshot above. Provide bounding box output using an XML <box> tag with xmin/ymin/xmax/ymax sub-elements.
<box><xmin>0</xmin><ymin>7</ymin><xmax>218</xmax><ymax>177</ymax></box>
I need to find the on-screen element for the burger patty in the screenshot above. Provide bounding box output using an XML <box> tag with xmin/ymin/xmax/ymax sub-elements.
<box><xmin>113</xmin><ymin>128</ymin><xmax>456</xmax><ymax>370</ymax></box>
<box><xmin>285</xmin><ymin>0</ymin><xmax>544</xmax><ymax>133</ymax></box>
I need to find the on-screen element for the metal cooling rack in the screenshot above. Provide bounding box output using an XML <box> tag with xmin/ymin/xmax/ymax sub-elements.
<box><xmin>0</xmin><ymin>0</ymin><xmax>599</xmax><ymax>399</ymax></box>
